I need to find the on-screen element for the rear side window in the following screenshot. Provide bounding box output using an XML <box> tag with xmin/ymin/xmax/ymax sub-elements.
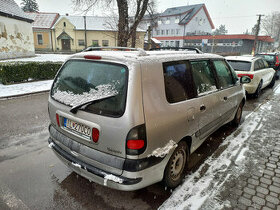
<box><xmin>227</xmin><ymin>60</ymin><xmax>251</xmax><ymax>71</ymax></box>
<box><xmin>51</xmin><ymin>60</ymin><xmax>128</xmax><ymax>117</ymax></box>
<box><xmin>254</xmin><ymin>59</ymin><xmax>264</xmax><ymax>71</ymax></box>
<box><xmin>190</xmin><ymin>60</ymin><xmax>217</xmax><ymax>96</ymax></box>
<box><xmin>163</xmin><ymin>61</ymin><xmax>195</xmax><ymax>103</ymax></box>
<box><xmin>213</xmin><ymin>60</ymin><xmax>234</xmax><ymax>89</ymax></box>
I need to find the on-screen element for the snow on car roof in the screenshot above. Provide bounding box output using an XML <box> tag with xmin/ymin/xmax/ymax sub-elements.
<box><xmin>226</xmin><ymin>55</ymin><xmax>257</xmax><ymax>62</ymax></box>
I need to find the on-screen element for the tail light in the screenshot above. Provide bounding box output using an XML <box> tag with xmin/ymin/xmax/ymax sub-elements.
<box><xmin>56</xmin><ymin>113</ymin><xmax>60</xmax><ymax>127</ymax></box>
<box><xmin>276</xmin><ymin>55</ymin><xmax>279</xmax><ymax>67</ymax></box>
<box><xmin>237</xmin><ymin>74</ymin><xmax>254</xmax><ymax>79</ymax></box>
<box><xmin>92</xmin><ymin>128</ymin><xmax>99</xmax><ymax>143</ymax></box>
<box><xmin>126</xmin><ymin>124</ymin><xmax>147</xmax><ymax>155</ymax></box>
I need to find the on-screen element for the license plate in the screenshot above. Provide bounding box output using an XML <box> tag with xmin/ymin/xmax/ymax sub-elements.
<box><xmin>64</xmin><ymin>118</ymin><xmax>91</xmax><ymax>138</ymax></box>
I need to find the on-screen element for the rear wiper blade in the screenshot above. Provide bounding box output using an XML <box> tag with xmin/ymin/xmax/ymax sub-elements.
<box><xmin>70</xmin><ymin>95</ymin><xmax>117</xmax><ymax>114</ymax></box>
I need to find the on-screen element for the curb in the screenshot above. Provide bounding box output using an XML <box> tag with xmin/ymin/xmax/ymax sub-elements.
<box><xmin>0</xmin><ymin>90</ymin><xmax>50</xmax><ymax>100</ymax></box>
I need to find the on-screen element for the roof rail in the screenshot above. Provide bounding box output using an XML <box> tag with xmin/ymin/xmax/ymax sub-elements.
<box><xmin>150</xmin><ymin>47</ymin><xmax>203</xmax><ymax>54</ymax></box>
<box><xmin>83</xmin><ymin>47</ymin><xmax>147</xmax><ymax>56</ymax></box>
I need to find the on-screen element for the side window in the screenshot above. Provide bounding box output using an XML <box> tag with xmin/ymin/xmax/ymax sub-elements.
<box><xmin>262</xmin><ymin>59</ymin><xmax>269</xmax><ymax>68</ymax></box>
<box><xmin>254</xmin><ymin>59</ymin><xmax>264</xmax><ymax>71</ymax></box>
<box><xmin>213</xmin><ymin>60</ymin><xmax>235</xmax><ymax>89</ymax></box>
<box><xmin>163</xmin><ymin>61</ymin><xmax>194</xmax><ymax>103</ymax></box>
<box><xmin>190</xmin><ymin>60</ymin><xmax>217</xmax><ymax>96</ymax></box>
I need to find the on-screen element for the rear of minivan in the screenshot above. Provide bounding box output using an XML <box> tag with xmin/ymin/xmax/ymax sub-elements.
<box><xmin>48</xmin><ymin>52</ymin><xmax>166</xmax><ymax>190</ymax></box>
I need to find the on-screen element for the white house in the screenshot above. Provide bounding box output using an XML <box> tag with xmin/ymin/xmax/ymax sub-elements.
<box><xmin>0</xmin><ymin>0</ymin><xmax>35</xmax><ymax>59</ymax></box>
<box><xmin>141</xmin><ymin>4</ymin><xmax>215</xmax><ymax>48</ymax></box>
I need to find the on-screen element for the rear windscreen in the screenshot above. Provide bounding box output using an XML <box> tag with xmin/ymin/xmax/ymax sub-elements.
<box><xmin>256</xmin><ymin>54</ymin><xmax>275</xmax><ymax>62</ymax></box>
<box><xmin>227</xmin><ymin>60</ymin><xmax>251</xmax><ymax>71</ymax></box>
<box><xmin>51</xmin><ymin>60</ymin><xmax>128</xmax><ymax>117</ymax></box>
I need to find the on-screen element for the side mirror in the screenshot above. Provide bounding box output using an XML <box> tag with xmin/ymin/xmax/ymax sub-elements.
<box><xmin>240</xmin><ymin>76</ymin><xmax>251</xmax><ymax>84</ymax></box>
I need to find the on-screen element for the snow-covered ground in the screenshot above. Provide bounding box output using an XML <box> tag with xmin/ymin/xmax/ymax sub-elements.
<box><xmin>0</xmin><ymin>54</ymin><xmax>70</xmax><ymax>63</ymax></box>
<box><xmin>0</xmin><ymin>80</ymin><xmax>53</xmax><ymax>98</ymax></box>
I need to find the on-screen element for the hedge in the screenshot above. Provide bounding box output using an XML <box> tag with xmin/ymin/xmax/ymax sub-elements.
<box><xmin>0</xmin><ymin>62</ymin><xmax>62</xmax><ymax>85</ymax></box>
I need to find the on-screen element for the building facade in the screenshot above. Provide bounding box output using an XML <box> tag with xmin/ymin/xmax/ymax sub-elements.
<box><xmin>0</xmin><ymin>0</ymin><xmax>34</xmax><ymax>60</ymax></box>
<box><xmin>26</xmin><ymin>12</ymin><xmax>59</xmax><ymax>52</ymax></box>
<box><xmin>179</xmin><ymin>34</ymin><xmax>274</xmax><ymax>55</ymax></box>
<box><xmin>141</xmin><ymin>4</ymin><xmax>214</xmax><ymax>48</ymax></box>
<box><xmin>52</xmin><ymin>16</ymin><xmax>145</xmax><ymax>52</ymax></box>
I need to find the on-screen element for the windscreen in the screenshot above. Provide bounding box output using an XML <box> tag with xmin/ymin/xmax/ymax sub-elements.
<box><xmin>227</xmin><ymin>60</ymin><xmax>251</xmax><ymax>71</ymax></box>
<box><xmin>51</xmin><ymin>60</ymin><xmax>128</xmax><ymax>117</ymax></box>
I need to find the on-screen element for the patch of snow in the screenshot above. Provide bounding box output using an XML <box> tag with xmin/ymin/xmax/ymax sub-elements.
<box><xmin>148</xmin><ymin>140</ymin><xmax>177</xmax><ymax>158</ymax></box>
<box><xmin>274</xmin><ymin>84</ymin><xmax>280</xmax><ymax>95</ymax></box>
<box><xmin>0</xmin><ymin>54</ymin><xmax>69</xmax><ymax>63</ymax></box>
<box><xmin>48</xmin><ymin>142</ymin><xmax>54</xmax><ymax>148</ymax></box>
<box><xmin>0</xmin><ymin>80</ymin><xmax>53</xmax><ymax>98</ymax></box>
<box><xmin>235</xmin><ymin>147</ymin><xmax>248</xmax><ymax>165</ymax></box>
<box><xmin>104</xmin><ymin>174</ymin><xmax>124</xmax><ymax>186</ymax></box>
<box><xmin>71</xmin><ymin>162</ymin><xmax>82</xmax><ymax>169</ymax></box>
<box><xmin>52</xmin><ymin>84</ymin><xmax>118</xmax><ymax>107</ymax></box>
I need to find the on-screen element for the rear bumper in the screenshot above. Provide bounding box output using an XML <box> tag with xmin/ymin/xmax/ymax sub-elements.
<box><xmin>48</xmin><ymin>125</ymin><xmax>166</xmax><ymax>191</ymax></box>
<box><xmin>48</xmin><ymin>138</ymin><xmax>142</xmax><ymax>188</ymax></box>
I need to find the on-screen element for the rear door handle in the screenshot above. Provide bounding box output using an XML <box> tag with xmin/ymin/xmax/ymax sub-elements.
<box><xmin>200</xmin><ymin>104</ymin><xmax>206</xmax><ymax>111</ymax></box>
<box><xmin>224</xmin><ymin>96</ymin><xmax>228</xmax><ymax>101</ymax></box>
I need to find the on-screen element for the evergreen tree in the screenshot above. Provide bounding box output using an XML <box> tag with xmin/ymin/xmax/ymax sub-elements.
<box><xmin>21</xmin><ymin>0</ymin><xmax>39</xmax><ymax>12</ymax></box>
<box><xmin>213</xmin><ymin>24</ymin><xmax>228</xmax><ymax>35</ymax></box>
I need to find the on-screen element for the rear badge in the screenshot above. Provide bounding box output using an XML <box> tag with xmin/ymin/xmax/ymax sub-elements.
<box><xmin>107</xmin><ymin>147</ymin><xmax>122</xmax><ymax>155</ymax></box>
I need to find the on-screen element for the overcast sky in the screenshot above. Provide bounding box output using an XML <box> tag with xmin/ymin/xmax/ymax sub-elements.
<box><xmin>15</xmin><ymin>0</ymin><xmax>280</xmax><ymax>34</ymax></box>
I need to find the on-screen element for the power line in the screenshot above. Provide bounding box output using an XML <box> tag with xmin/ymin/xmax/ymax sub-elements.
<box><xmin>212</xmin><ymin>15</ymin><xmax>257</xmax><ymax>20</ymax></box>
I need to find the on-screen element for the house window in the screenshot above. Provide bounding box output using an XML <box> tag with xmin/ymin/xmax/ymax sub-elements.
<box><xmin>63</xmin><ymin>22</ymin><xmax>66</xmax><ymax>27</ymax></box>
<box><xmin>156</xmin><ymin>30</ymin><xmax>160</xmax><ymax>35</ymax></box>
<box><xmin>161</xmin><ymin>30</ymin><xmax>165</xmax><ymax>35</ymax></box>
<box><xmin>78</xmin><ymin>39</ymin><xmax>85</xmax><ymax>46</ymax></box>
<box><xmin>171</xmin><ymin>29</ymin><xmax>175</xmax><ymax>35</ymax></box>
<box><xmin>166</xmin><ymin>30</ymin><xmax>169</xmax><ymax>35</ymax></box>
<box><xmin>166</xmin><ymin>41</ymin><xmax>169</xmax><ymax>47</ymax></box>
<box><xmin>176</xmin><ymin>29</ymin><xmax>180</xmax><ymax>35</ymax></box>
<box><xmin>92</xmin><ymin>40</ymin><xmax>99</xmax><ymax>47</ymax></box>
<box><xmin>37</xmin><ymin>34</ymin><xmax>43</xmax><ymax>45</ymax></box>
<box><xmin>102</xmin><ymin>40</ymin><xmax>109</xmax><ymax>46</ymax></box>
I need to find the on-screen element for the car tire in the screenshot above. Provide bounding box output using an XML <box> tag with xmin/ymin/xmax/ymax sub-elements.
<box><xmin>253</xmin><ymin>80</ymin><xmax>262</xmax><ymax>98</ymax></box>
<box><xmin>163</xmin><ymin>141</ymin><xmax>188</xmax><ymax>189</ymax></box>
<box><xmin>232</xmin><ymin>102</ymin><xmax>243</xmax><ymax>126</ymax></box>
<box><xmin>268</xmin><ymin>74</ymin><xmax>276</xmax><ymax>88</ymax></box>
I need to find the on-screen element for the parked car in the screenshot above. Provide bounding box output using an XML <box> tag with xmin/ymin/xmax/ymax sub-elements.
<box><xmin>226</xmin><ymin>56</ymin><xmax>276</xmax><ymax>98</ymax></box>
<box><xmin>255</xmin><ymin>52</ymin><xmax>280</xmax><ymax>79</ymax></box>
<box><xmin>48</xmin><ymin>48</ymin><xmax>250</xmax><ymax>191</ymax></box>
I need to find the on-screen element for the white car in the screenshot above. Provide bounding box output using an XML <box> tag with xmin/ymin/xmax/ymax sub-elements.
<box><xmin>226</xmin><ymin>56</ymin><xmax>276</xmax><ymax>97</ymax></box>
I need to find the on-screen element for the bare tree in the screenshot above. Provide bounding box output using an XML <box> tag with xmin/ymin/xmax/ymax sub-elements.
<box><xmin>262</xmin><ymin>12</ymin><xmax>280</xmax><ymax>42</ymax></box>
<box><xmin>73</xmin><ymin>0</ymin><xmax>151</xmax><ymax>47</ymax></box>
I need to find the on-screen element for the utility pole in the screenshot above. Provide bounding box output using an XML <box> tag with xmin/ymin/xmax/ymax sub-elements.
<box><xmin>84</xmin><ymin>16</ymin><xmax>87</xmax><ymax>49</ymax></box>
<box><xmin>252</xmin><ymin>14</ymin><xmax>265</xmax><ymax>55</ymax></box>
<box><xmin>147</xmin><ymin>26</ymin><xmax>152</xmax><ymax>50</ymax></box>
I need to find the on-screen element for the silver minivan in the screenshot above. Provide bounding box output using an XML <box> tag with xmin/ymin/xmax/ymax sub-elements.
<box><xmin>48</xmin><ymin>48</ymin><xmax>249</xmax><ymax>191</ymax></box>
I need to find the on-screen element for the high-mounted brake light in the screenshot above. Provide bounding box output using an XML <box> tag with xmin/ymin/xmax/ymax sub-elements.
<box><xmin>237</xmin><ymin>74</ymin><xmax>254</xmax><ymax>80</ymax></box>
<box><xmin>84</xmin><ymin>55</ymin><xmax>102</xmax><ymax>60</ymax></box>
<box><xmin>92</xmin><ymin>128</ymin><xmax>99</xmax><ymax>143</ymax></box>
<box><xmin>56</xmin><ymin>113</ymin><xmax>60</xmax><ymax>127</ymax></box>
